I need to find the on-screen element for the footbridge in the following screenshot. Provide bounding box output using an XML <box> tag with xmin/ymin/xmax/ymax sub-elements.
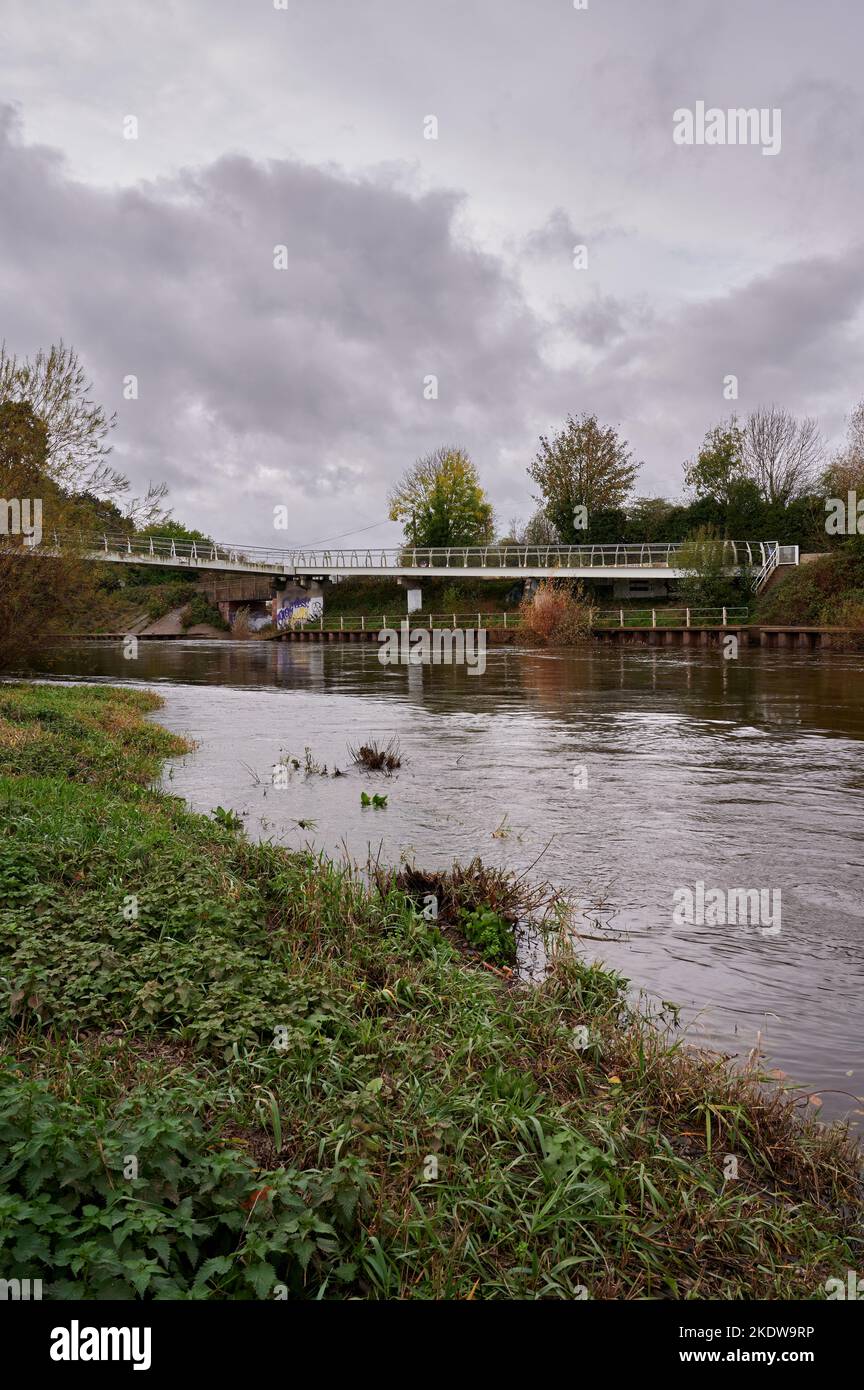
<box><xmin>35</xmin><ymin>533</ymin><xmax>798</xmax><ymax>592</ymax></box>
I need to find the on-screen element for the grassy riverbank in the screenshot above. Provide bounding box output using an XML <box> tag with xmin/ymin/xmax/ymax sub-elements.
<box><xmin>0</xmin><ymin>683</ymin><xmax>860</xmax><ymax>1300</ymax></box>
<box><xmin>757</xmin><ymin>540</ymin><xmax>864</xmax><ymax>633</ymax></box>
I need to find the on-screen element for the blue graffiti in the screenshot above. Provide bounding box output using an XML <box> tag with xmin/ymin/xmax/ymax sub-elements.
<box><xmin>276</xmin><ymin>596</ymin><xmax>324</xmax><ymax>629</ymax></box>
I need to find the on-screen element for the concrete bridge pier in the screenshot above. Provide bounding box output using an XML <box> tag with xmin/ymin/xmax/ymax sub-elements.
<box><xmin>271</xmin><ymin>576</ymin><xmax>328</xmax><ymax>625</ymax></box>
<box><xmin>395</xmin><ymin>575</ymin><xmax>425</xmax><ymax>613</ymax></box>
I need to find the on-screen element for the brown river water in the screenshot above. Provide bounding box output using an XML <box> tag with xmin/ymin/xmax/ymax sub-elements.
<box><xmin>26</xmin><ymin>638</ymin><xmax>864</xmax><ymax>1130</ymax></box>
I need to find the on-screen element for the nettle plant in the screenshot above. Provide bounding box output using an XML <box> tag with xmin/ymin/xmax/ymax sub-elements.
<box><xmin>458</xmin><ymin>905</ymin><xmax>516</xmax><ymax>965</ymax></box>
<box><xmin>0</xmin><ymin>1071</ymin><xmax>369</xmax><ymax>1299</ymax></box>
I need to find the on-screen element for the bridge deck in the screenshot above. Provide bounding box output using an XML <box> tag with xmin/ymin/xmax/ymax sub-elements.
<box><xmin>22</xmin><ymin>535</ymin><xmax>798</xmax><ymax>591</ymax></box>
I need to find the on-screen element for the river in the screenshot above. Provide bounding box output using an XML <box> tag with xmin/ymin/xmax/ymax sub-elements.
<box><xmin>24</xmin><ymin>637</ymin><xmax>864</xmax><ymax>1130</ymax></box>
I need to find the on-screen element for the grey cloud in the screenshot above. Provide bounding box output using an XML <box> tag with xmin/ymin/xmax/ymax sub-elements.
<box><xmin>0</xmin><ymin>106</ymin><xmax>549</xmax><ymax>541</ymax></box>
<box><xmin>574</xmin><ymin>241</ymin><xmax>864</xmax><ymax>493</ymax></box>
<box><xmin>2</xmin><ymin>3</ymin><xmax>864</xmax><ymax>547</ymax></box>
<box><xmin>556</xmin><ymin>293</ymin><xmax>654</xmax><ymax>350</ymax></box>
<box><xmin>521</xmin><ymin>208</ymin><xmax>587</xmax><ymax>260</ymax></box>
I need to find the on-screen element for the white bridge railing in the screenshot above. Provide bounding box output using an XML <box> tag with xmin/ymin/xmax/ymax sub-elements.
<box><xmin>34</xmin><ymin>533</ymin><xmax>788</xmax><ymax>578</ymax></box>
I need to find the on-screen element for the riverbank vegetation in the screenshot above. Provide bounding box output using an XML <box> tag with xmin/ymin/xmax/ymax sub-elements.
<box><xmin>0</xmin><ymin>400</ymin><xmax>102</xmax><ymax>668</ymax></box>
<box><xmin>180</xmin><ymin>594</ymin><xmax>228</xmax><ymax>632</ymax></box>
<box><xmin>519</xmin><ymin>581</ymin><xmax>596</xmax><ymax>644</ymax></box>
<box><xmin>756</xmin><ymin>537</ymin><xmax>864</xmax><ymax>634</ymax></box>
<box><xmin>0</xmin><ymin>683</ymin><xmax>860</xmax><ymax>1299</ymax></box>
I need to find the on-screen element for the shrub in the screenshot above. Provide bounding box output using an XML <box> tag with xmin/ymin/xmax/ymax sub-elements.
<box><xmin>677</xmin><ymin>528</ymin><xmax>746</xmax><ymax>609</ymax></box>
<box><xmin>757</xmin><ymin>539</ymin><xmax>864</xmax><ymax>626</ymax></box>
<box><xmin>756</xmin><ymin>567</ymin><xmax>822</xmax><ymax>625</ymax></box>
<box><xmin>519</xmin><ymin>581</ymin><xmax>595</xmax><ymax>644</ymax></box>
<box><xmin>231</xmin><ymin>605</ymin><xmax>252</xmax><ymax>636</ymax></box>
<box><xmin>145</xmin><ymin>584</ymin><xmax>198</xmax><ymax>621</ymax></box>
<box><xmin>181</xmin><ymin>596</ymin><xmax>228</xmax><ymax>631</ymax></box>
<box><xmin>824</xmin><ymin>591</ymin><xmax>864</xmax><ymax>628</ymax></box>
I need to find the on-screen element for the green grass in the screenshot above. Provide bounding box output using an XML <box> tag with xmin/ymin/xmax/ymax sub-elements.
<box><xmin>0</xmin><ymin>683</ymin><xmax>860</xmax><ymax>1299</ymax></box>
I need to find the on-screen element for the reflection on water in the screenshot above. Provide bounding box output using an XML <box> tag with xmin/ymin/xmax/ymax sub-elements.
<box><xmin>25</xmin><ymin>639</ymin><xmax>864</xmax><ymax>1127</ymax></box>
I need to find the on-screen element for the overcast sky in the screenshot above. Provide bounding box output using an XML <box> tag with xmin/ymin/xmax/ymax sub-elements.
<box><xmin>1</xmin><ymin>0</ymin><xmax>862</xmax><ymax>545</ymax></box>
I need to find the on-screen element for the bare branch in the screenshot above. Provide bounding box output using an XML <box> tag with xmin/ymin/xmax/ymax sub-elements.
<box><xmin>741</xmin><ymin>406</ymin><xmax>824</xmax><ymax>505</ymax></box>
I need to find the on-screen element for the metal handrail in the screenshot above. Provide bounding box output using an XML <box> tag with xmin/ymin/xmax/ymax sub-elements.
<box><xmin>32</xmin><ymin>532</ymin><xmax>784</xmax><ymax>574</ymax></box>
<box><xmin>752</xmin><ymin>546</ymin><xmax>779</xmax><ymax>592</ymax></box>
<box><xmin>287</xmin><ymin>605</ymin><xmax>752</xmax><ymax>632</ymax></box>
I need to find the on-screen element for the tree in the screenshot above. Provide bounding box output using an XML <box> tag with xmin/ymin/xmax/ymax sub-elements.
<box><xmin>0</xmin><ymin>340</ymin><xmax>167</xmax><ymax>526</ymax></box>
<box><xmin>741</xmin><ymin>406</ymin><xmax>824</xmax><ymax>506</ymax></box>
<box><xmin>118</xmin><ymin>519</ymin><xmax>218</xmax><ymax>587</ymax></box>
<box><xmin>527</xmin><ymin>413</ymin><xmax>641</xmax><ymax>542</ymax></box>
<box><xmin>684</xmin><ymin>420</ymin><xmax>746</xmax><ymax>506</ymax></box>
<box><xmin>512</xmin><ymin>511</ymin><xmax>561</xmax><ymax>545</ymax></box>
<box><xmin>68</xmin><ymin>493</ymin><xmax>132</xmax><ymax>536</ymax></box>
<box><xmin>0</xmin><ymin>400</ymin><xmax>47</xmax><ymax>493</ymax></box>
<box><xmin>723</xmin><ymin>477</ymin><xmax>767</xmax><ymax>538</ymax></box>
<box><xmin>0</xmin><ymin>401</ymin><xmax>100</xmax><ymax>670</ymax></box>
<box><xmin>388</xmin><ymin>447</ymin><xmax>494</xmax><ymax>548</ymax></box>
<box><xmin>677</xmin><ymin>526</ymin><xmax>744</xmax><ymax>610</ymax></box>
<box><xmin>823</xmin><ymin>400</ymin><xmax>864</xmax><ymax>496</ymax></box>
<box><xmin>139</xmin><ymin>519</ymin><xmax>214</xmax><ymax>547</ymax></box>
<box><xmin>625</xmin><ymin>496</ymin><xmax>682</xmax><ymax>542</ymax></box>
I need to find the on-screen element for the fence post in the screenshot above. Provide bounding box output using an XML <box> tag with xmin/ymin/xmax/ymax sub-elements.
<box><xmin>320</xmin><ymin>613</ymin><xmax>323</xmax><ymax>631</ymax></box>
<box><xmin>686</xmin><ymin>608</ymin><xmax>691</xmax><ymax>628</ymax></box>
<box><xmin>722</xmin><ymin>607</ymin><xmax>727</xmax><ymax>626</ymax></box>
<box><xmin>361</xmin><ymin>615</ymin><xmax>365</xmax><ymax>631</ymax></box>
<box><xmin>382</xmin><ymin>615</ymin><xmax>386</xmax><ymax>630</ymax></box>
<box><xmin>340</xmin><ymin>615</ymin><xmax>343</xmax><ymax>631</ymax></box>
<box><xmin>504</xmin><ymin>612</ymin><xmax>508</xmax><ymax>629</ymax></box>
<box><xmin>651</xmin><ymin>609</ymin><xmax>656</xmax><ymax>628</ymax></box>
<box><xmin>619</xmin><ymin>608</ymin><xmax>624</xmax><ymax>627</ymax></box>
<box><xmin>477</xmin><ymin>612</ymin><xmax>481</xmax><ymax>630</ymax></box>
<box><xmin>452</xmin><ymin>613</ymin><xmax>456</xmax><ymax>628</ymax></box>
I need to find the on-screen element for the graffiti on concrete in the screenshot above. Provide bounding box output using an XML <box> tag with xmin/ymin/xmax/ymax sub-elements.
<box><xmin>276</xmin><ymin>595</ymin><xmax>324</xmax><ymax>629</ymax></box>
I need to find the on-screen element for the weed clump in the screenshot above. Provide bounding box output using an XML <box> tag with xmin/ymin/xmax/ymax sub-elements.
<box><xmin>383</xmin><ymin>856</ymin><xmax>557</xmax><ymax>928</ymax></box>
<box><xmin>379</xmin><ymin>857</ymin><xmax>564</xmax><ymax>966</ymax></box>
<box><xmin>349</xmin><ymin>736</ymin><xmax>401</xmax><ymax>773</ymax></box>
